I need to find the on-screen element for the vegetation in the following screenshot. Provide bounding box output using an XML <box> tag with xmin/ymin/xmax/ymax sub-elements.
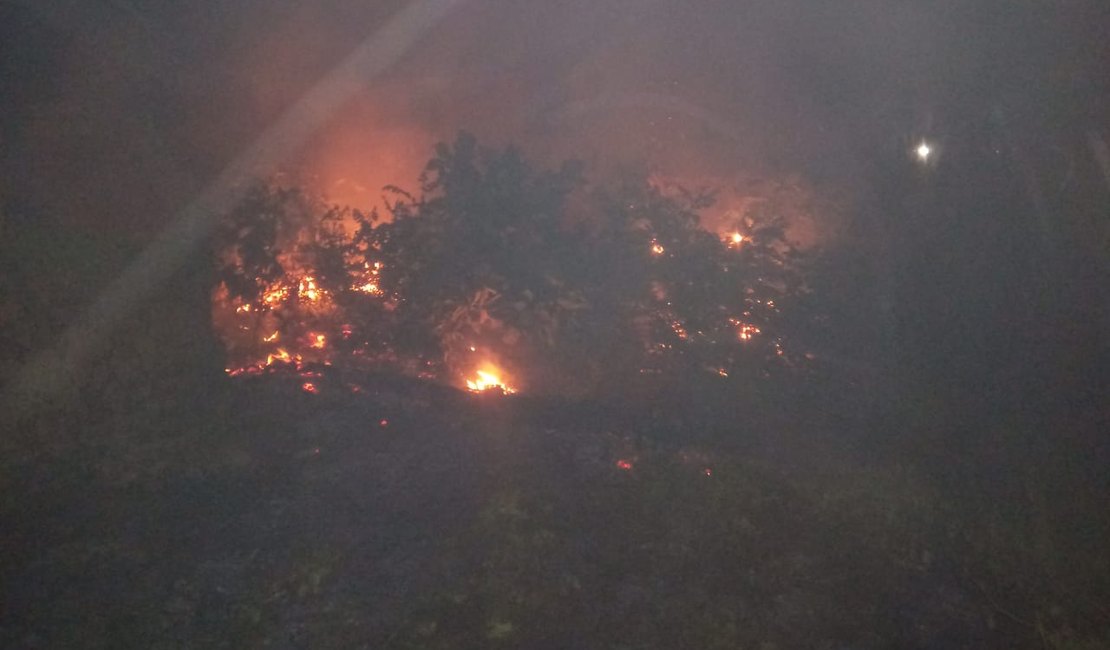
<box><xmin>2</xmin><ymin>135</ymin><xmax>1106</xmax><ymax>649</ymax></box>
<box><xmin>214</xmin><ymin>132</ymin><xmax>810</xmax><ymax>394</ymax></box>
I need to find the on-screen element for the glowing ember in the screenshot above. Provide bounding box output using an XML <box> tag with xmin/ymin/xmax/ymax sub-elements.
<box><xmin>729</xmin><ymin>232</ymin><xmax>744</xmax><ymax>245</ymax></box>
<box><xmin>267</xmin><ymin>348</ymin><xmax>295</xmax><ymax>365</ymax></box>
<box><xmin>379</xmin><ymin>419</ymin><xmax>389</xmax><ymax>427</ymax></box>
<box><xmin>650</xmin><ymin>239</ymin><xmax>665</xmax><ymax>255</ymax></box>
<box><xmin>616</xmin><ymin>459</ymin><xmax>634</xmax><ymax>471</ymax></box>
<box><xmin>298</xmin><ymin>276</ymin><xmax>322</xmax><ymax>302</ymax></box>
<box><xmin>309</xmin><ymin>333</ymin><xmax>327</xmax><ymax>349</ymax></box>
<box><xmin>703</xmin><ymin>467</ymin><xmax>712</xmax><ymax>477</ymax></box>
<box><xmin>263</xmin><ymin>284</ymin><xmax>288</xmax><ymax>307</ymax></box>
<box><xmin>734</xmin><ymin>322</ymin><xmax>761</xmax><ymax>341</ymax></box>
<box><xmin>263</xmin><ymin>330</ymin><xmax>280</xmax><ymax>343</ymax></box>
<box><xmin>466</xmin><ymin>368</ymin><xmax>517</xmax><ymax>394</ymax></box>
<box><xmin>301</xmin><ymin>382</ymin><xmax>318</xmax><ymax>394</ymax></box>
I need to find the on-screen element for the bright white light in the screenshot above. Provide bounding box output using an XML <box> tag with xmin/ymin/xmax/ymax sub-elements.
<box><xmin>916</xmin><ymin>141</ymin><xmax>932</xmax><ymax>162</ymax></box>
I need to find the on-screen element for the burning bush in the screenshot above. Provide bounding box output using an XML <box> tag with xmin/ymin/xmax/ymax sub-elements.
<box><xmin>212</xmin><ymin>133</ymin><xmax>812</xmax><ymax>394</ymax></box>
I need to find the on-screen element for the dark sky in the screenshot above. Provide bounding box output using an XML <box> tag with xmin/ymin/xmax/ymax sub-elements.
<box><xmin>2</xmin><ymin>0</ymin><xmax>1107</xmax><ymax>238</ymax></box>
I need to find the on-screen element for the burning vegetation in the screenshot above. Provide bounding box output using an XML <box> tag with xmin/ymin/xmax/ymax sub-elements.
<box><xmin>212</xmin><ymin>133</ymin><xmax>812</xmax><ymax>395</ymax></box>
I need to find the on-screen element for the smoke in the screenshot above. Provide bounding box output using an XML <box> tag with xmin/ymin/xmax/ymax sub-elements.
<box><xmin>4</xmin><ymin>0</ymin><xmax>1106</xmax><ymax>237</ymax></box>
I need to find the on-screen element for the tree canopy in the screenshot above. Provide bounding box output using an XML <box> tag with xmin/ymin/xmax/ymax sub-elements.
<box><xmin>213</xmin><ymin>133</ymin><xmax>811</xmax><ymax>394</ymax></box>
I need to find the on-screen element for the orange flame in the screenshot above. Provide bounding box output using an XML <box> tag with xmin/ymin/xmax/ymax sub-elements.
<box><xmin>465</xmin><ymin>367</ymin><xmax>517</xmax><ymax>394</ymax></box>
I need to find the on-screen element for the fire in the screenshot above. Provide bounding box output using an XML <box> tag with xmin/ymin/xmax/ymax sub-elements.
<box><xmin>730</xmin><ymin>318</ymin><xmax>761</xmax><ymax>341</ymax></box>
<box><xmin>730</xmin><ymin>232</ymin><xmax>744</xmax><ymax>244</ymax></box>
<box><xmin>263</xmin><ymin>284</ymin><xmax>288</xmax><ymax>307</ymax></box>
<box><xmin>353</xmin><ymin>261</ymin><xmax>384</xmax><ymax>295</ymax></box>
<box><xmin>650</xmin><ymin>239</ymin><xmax>666</xmax><ymax>255</ymax></box>
<box><xmin>616</xmin><ymin>459</ymin><xmax>634</xmax><ymax>471</ymax></box>
<box><xmin>298</xmin><ymin>276</ymin><xmax>322</xmax><ymax>302</ymax></box>
<box><xmin>465</xmin><ymin>367</ymin><xmax>517</xmax><ymax>394</ymax></box>
<box><xmin>309</xmin><ymin>332</ymin><xmax>327</xmax><ymax>349</ymax></box>
<box><xmin>263</xmin><ymin>330</ymin><xmax>280</xmax><ymax>343</ymax></box>
<box><xmin>301</xmin><ymin>382</ymin><xmax>318</xmax><ymax>394</ymax></box>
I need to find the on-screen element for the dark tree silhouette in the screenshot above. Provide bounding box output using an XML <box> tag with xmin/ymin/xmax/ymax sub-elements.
<box><xmin>214</xmin><ymin>133</ymin><xmax>812</xmax><ymax>392</ymax></box>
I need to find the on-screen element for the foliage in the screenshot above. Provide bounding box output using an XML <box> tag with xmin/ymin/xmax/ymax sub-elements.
<box><xmin>213</xmin><ymin>133</ymin><xmax>812</xmax><ymax>392</ymax></box>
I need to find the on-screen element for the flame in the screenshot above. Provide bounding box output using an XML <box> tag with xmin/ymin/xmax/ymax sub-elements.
<box><xmin>298</xmin><ymin>276</ymin><xmax>322</xmax><ymax>302</ymax></box>
<box><xmin>616</xmin><ymin>459</ymin><xmax>634</xmax><ymax>471</ymax></box>
<box><xmin>465</xmin><ymin>367</ymin><xmax>517</xmax><ymax>394</ymax></box>
<box><xmin>309</xmin><ymin>332</ymin><xmax>327</xmax><ymax>349</ymax></box>
<box><xmin>355</xmin><ymin>281</ymin><xmax>381</xmax><ymax>294</ymax></box>
<box><xmin>301</xmin><ymin>382</ymin><xmax>318</xmax><ymax>394</ymax></box>
<box><xmin>263</xmin><ymin>330</ymin><xmax>280</xmax><ymax>343</ymax></box>
<box><xmin>352</xmin><ymin>261</ymin><xmax>384</xmax><ymax>295</ymax></box>
<box><xmin>730</xmin><ymin>232</ymin><xmax>744</xmax><ymax>244</ymax></box>
<box><xmin>729</xmin><ymin>318</ymin><xmax>761</xmax><ymax>341</ymax></box>
<box><xmin>650</xmin><ymin>239</ymin><xmax>666</xmax><ymax>255</ymax></box>
<box><xmin>738</xmin><ymin>325</ymin><xmax>760</xmax><ymax>341</ymax></box>
<box><xmin>263</xmin><ymin>284</ymin><xmax>288</xmax><ymax>307</ymax></box>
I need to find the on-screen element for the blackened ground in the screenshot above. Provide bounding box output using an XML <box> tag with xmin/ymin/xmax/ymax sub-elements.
<box><xmin>2</xmin><ymin>370</ymin><xmax>1106</xmax><ymax>649</ymax></box>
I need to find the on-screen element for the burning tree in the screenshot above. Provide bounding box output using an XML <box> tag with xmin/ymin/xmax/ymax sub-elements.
<box><xmin>211</xmin><ymin>133</ymin><xmax>811</xmax><ymax>394</ymax></box>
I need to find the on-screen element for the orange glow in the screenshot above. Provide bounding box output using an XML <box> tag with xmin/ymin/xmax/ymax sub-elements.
<box><xmin>309</xmin><ymin>333</ymin><xmax>327</xmax><ymax>349</ymax></box>
<box><xmin>298</xmin><ymin>276</ymin><xmax>322</xmax><ymax>302</ymax></box>
<box><xmin>465</xmin><ymin>367</ymin><xmax>517</xmax><ymax>394</ymax></box>
<box><xmin>301</xmin><ymin>382</ymin><xmax>318</xmax><ymax>394</ymax></box>
<box><xmin>616</xmin><ymin>459</ymin><xmax>633</xmax><ymax>471</ymax></box>
<box><xmin>263</xmin><ymin>284</ymin><xmax>288</xmax><ymax>307</ymax></box>
<box><xmin>263</xmin><ymin>330</ymin><xmax>280</xmax><ymax>343</ymax></box>
<box><xmin>730</xmin><ymin>318</ymin><xmax>761</xmax><ymax>341</ymax></box>
<box><xmin>650</xmin><ymin>240</ymin><xmax>665</xmax><ymax>255</ymax></box>
<box><xmin>730</xmin><ymin>232</ymin><xmax>744</xmax><ymax>244</ymax></box>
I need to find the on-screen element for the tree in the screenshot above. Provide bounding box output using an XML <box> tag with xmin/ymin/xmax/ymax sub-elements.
<box><xmin>212</xmin><ymin>133</ymin><xmax>812</xmax><ymax>393</ymax></box>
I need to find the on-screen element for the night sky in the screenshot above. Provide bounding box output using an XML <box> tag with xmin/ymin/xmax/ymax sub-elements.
<box><xmin>4</xmin><ymin>1</ymin><xmax>1106</xmax><ymax>235</ymax></box>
